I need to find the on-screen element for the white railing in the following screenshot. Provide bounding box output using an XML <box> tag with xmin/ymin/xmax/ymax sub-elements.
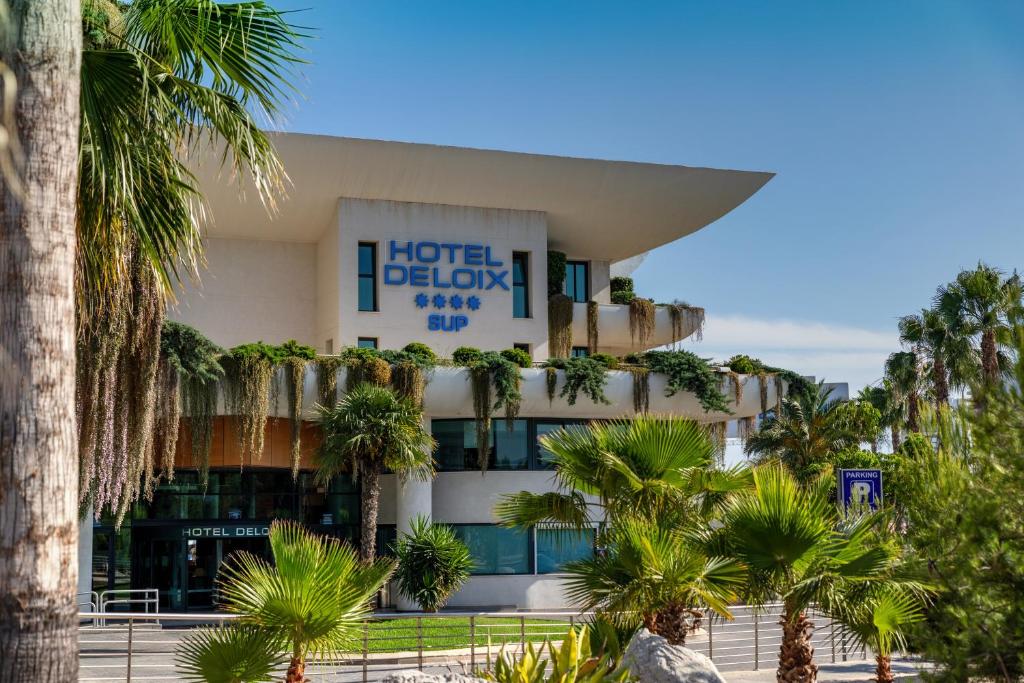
<box><xmin>78</xmin><ymin>605</ymin><xmax>868</xmax><ymax>682</ymax></box>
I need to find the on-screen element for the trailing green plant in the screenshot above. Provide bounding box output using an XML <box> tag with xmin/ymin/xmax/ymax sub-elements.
<box><xmin>452</xmin><ymin>346</ymin><xmax>483</xmax><ymax>365</ymax></box>
<box><xmin>665</xmin><ymin>301</ymin><xmax>704</xmax><ymax>343</ymax></box>
<box><xmin>221</xmin><ymin>344</ymin><xmax>277</xmax><ymax>462</ymax></box>
<box><xmin>342</xmin><ymin>347</ymin><xmax>391</xmax><ymax>391</ymax></box>
<box><xmin>586</xmin><ymin>300</ymin><xmax>599</xmax><ymax>353</ymax></box>
<box><xmin>727</xmin><ymin>354</ymin><xmax>758</xmax><ymax>375</ymax></box>
<box><xmin>627</xmin><ymin>366</ymin><xmax>650</xmax><ymax>413</ymax></box>
<box><xmin>484</xmin><ymin>625</ymin><xmax>630</xmax><ymax>683</ymax></box>
<box><xmin>724</xmin><ymin>370</ymin><xmax>743</xmax><ymax>405</ymax></box>
<box><xmin>392</xmin><ymin>516</ymin><xmax>473</xmax><ymax>612</ymax></box>
<box><xmin>314</xmin><ymin>356</ymin><xmax>344</xmax><ymax>407</ymax></box>
<box><xmin>547</xmin><ymin>250</ymin><xmax>568</xmax><ymax>298</ymax></box>
<box><xmin>545</xmin><ymin>366</ymin><xmax>559</xmax><ymax>405</ymax></box>
<box><xmin>548</xmin><ymin>293</ymin><xmax>575</xmax><ymax>359</ymax></box>
<box><xmin>628</xmin><ymin>298</ymin><xmax>656</xmax><ymax>348</ymax></box>
<box><xmin>500</xmin><ymin>347</ymin><xmax>533</xmax><ymax>368</ymax></box>
<box><xmin>640</xmin><ymin>350</ymin><xmax>730</xmax><ymax>413</ymax></box>
<box><xmin>544</xmin><ymin>358</ymin><xmax>611</xmax><ymax>406</ymax></box>
<box><xmin>182</xmin><ymin>374</ymin><xmax>219</xmax><ymax>491</ymax></box>
<box><xmin>283</xmin><ymin>357</ymin><xmax>306</xmax><ymax>479</ymax></box>
<box><xmin>708</xmin><ymin>421</ymin><xmax>727</xmax><ymax>465</ymax></box>
<box><xmin>468</xmin><ymin>352</ymin><xmax>523</xmax><ymax>470</ymax></box>
<box><xmin>390</xmin><ymin>361</ymin><xmax>426</xmax><ymax>408</ymax></box>
<box><xmin>590</xmin><ymin>353</ymin><xmax>619</xmax><ymax>370</ymax></box>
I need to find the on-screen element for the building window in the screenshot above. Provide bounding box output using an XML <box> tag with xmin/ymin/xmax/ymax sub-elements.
<box><xmin>571</xmin><ymin>346</ymin><xmax>589</xmax><ymax>358</ymax></box>
<box><xmin>357</xmin><ymin>337</ymin><xmax>378</xmax><ymax>349</ymax></box>
<box><xmin>358</xmin><ymin>242</ymin><xmax>377</xmax><ymax>312</ymax></box>
<box><xmin>432</xmin><ymin>419</ymin><xmax>528</xmax><ymax>471</ymax></box>
<box><xmin>512</xmin><ymin>252</ymin><xmax>530</xmax><ymax>318</ymax></box>
<box><xmin>564</xmin><ymin>261</ymin><xmax>590</xmax><ymax>303</ymax></box>
<box><xmin>454</xmin><ymin>525</ymin><xmax>532</xmax><ymax>575</ymax></box>
<box><xmin>536</xmin><ymin>528</ymin><xmax>596</xmax><ymax>574</ymax></box>
<box><xmin>535</xmin><ymin>419</ymin><xmax>588</xmax><ymax>469</ymax></box>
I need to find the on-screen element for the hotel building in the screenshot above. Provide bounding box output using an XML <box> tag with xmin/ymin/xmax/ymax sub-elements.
<box><xmin>80</xmin><ymin>134</ymin><xmax>777</xmax><ymax>611</ymax></box>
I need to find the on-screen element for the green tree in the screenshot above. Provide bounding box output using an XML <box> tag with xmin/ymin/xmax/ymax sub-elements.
<box><xmin>743</xmin><ymin>381</ymin><xmax>862</xmax><ymax>482</ymax></box>
<box><xmin>936</xmin><ymin>263</ymin><xmax>1022</xmax><ymax>388</ymax></box>
<box><xmin>884</xmin><ymin>351</ymin><xmax>926</xmax><ymax>437</ymax></box>
<box><xmin>393</xmin><ymin>516</ymin><xmax>473</xmax><ymax>612</ymax></box>
<box><xmin>206</xmin><ymin>521</ymin><xmax>394</xmax><ymax>683</ymax></box>
<box><xmin>316</xmin><ymin>384</ymin><xmax>435</xmax><ymax>561</ymax></box>
<box><xmin>858</xmin><ymin>384</ymin><xmax>906</xmax><ymax>452</ymax></box>
<box><xmin>721</xmin><ymin>465</ymin><xmax>914</xmax><ymax>683</ymax></box>
<box><xmin>898</xmin><ymin>307</ymin><xmax>976</xmax><ymax>408</ymax></box>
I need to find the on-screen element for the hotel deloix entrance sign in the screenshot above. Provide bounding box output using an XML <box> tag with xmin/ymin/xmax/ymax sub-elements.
<box><xmin>838</xmin><ymin>468</ymin><xmax>883</xmax><ymax>510</ymax></box>
<box><xmin>182</xmin><ymin>524</ymin><xmax>271</xmax><ymax>538</ymax></box>
<box><xmin>383</xmin><ymin>240</ymin><xmax>510</xmax><ymax>332</ymax></box>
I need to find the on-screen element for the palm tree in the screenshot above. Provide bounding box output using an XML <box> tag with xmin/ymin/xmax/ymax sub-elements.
<box><xmin>210</xmin><ymin>521</ymin><xmax>395</xmax><ymax>683</ymax></box>
<box><xmin>858</xmin><ymin>382</ymin><xmax>907</xmax><ymax>452</ymax></box>
<box><xmin>494</xmin><ymin>415</ymin><xmax>750</xmax><ymax>532</ymax></box>
<box><xmin>884</xmin><ymin>351</ymin><xmax>926</xmax><ymax>436</ymax></box>
<box><xmin>936</xmin><ymin>263</ymin><xmax>1022</xmax><ymax>388</ymax></box>
<box><xmin>743</xmin><ymin>382</ymin><xmax>859</xmax><ymax>482</ymax></box>
<box><xmin>830</xmin><ymin>589</ymin><xmax>926</xmax><ymax>683</ymax></box>
<box><xmin>316</xmin><ymin>384</ymin><xmax>435</xmax><ymax>562</ymax></box>
<box><xmin>563</xmin><ymin>519</ymin><xmax>744</xmax><ymax>645</ymax></box>
<box><xmin>0</xmin><ymin>0</ymin><xmax>81</xmax><ymax>678</ymax></box>
<box><xmin>177</xmin><ymin>625</ymin><xmax>285</xmax><ymax>683</ymax></box>
<box><xmin>898</xmin><ymin>307</ymin><xmax>976</xmax><ymax>408</ymax></box>
<box><xmin>721</xmin><ymin>465</ymin><xmax>906</xmax><ymax>683</ymax></box>
<box><xmin>393</xmin><ymin>516</ymin><xmax>474</xmax><ymax>612</ymax></box>
<box><xmin>76</xmin><ymin>0</ymin><xmax>304</xmax><ymax>519</ymax></box>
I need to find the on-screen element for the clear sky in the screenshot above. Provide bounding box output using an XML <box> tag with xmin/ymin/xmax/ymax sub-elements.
<box><xmin>272</xmin><ymin>1</ymin><xmax>1024</xmax><ymax>392</ymax></box>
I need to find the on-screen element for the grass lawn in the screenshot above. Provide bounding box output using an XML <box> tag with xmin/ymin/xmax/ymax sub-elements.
<box><xmin>362</xmin><ymin>616</ymin><xmax>570</xmax><ymax>653</ymax></box>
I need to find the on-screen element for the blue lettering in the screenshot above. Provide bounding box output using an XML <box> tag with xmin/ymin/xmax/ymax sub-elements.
<box><xmin>440</xmin><ymin>243</ymin><xmax>462</xmax><ymax>263</ymax></box>
<box><xmin>451</xmin><ymin>268</ymin><xmax>476</xmax><ymax>289</ymax></box>
<box><xmin>428</xmin><ymin>314</ymin><xmax>442</xmax><ymax>331</ymax></box>
<box><xmin>389</xmin><ymin>240</ymin><xmax>414</xmax><ymax>261</ymax></box>
<box><xmin>485</xmin><ymin>269</ymin><xmax>510</xmax><ymax>291</ymax></box>
<box><xmin>409</xmin><ymin>266</ymin><xmax>429</xmax><ymax>287</ymax></box>
<box><xmin>484</xmin><ymin>246</ymin><xmax>503</xmax><ymax>267</ymax></box>
<box><xmin>464</xmin><ymin>244</ymin><xmax>484</xmax><ymax>265</ymax></box>
<box><xmin>415</xmin><ymin>241</ymin><xmax>440</xmax><ymax>263</ymax></box>
<box><xmin>383</xmin><ymin>265</ymin><xmax>408</xmax><ymax>285</ymax></box>
<box><xmin>432</xmin><ymin>268</ymin><xmax>451</xmax><ymax>289</ymax></box>
<box><xmin>455</xmin><ymin>315</ymin><xmax>468</xmax><ymax>331</ymax></box>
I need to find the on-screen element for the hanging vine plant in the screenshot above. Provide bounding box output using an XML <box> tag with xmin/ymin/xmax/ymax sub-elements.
<box><xmin>640</xmin><ymin>350</ymin><xmax>730</xmax><ymax>414</ymax></box>
<box><xmin>724</xmin><ymin>370</ymin><xmax>743</xmax><ymax>405</ymax></box>
<box><xmin>543</xmin><ymin>357</ymin><xmax>610</xmax><ymax>406</ymax></box>
<box><xmin>738</xmin><ymin>415</ymin><xmax>757</xmax><ymax>443</ymax></box>
<box><xmin>547</xmin><ymin>250</ymin><xmax>567</xmax><ymax>298</ymax></box>
<box><xmin>666</xmin><ymin>301</ymin><xmax>705</xmax><ymax>344</ymax></box>
<box><xmin>628</xmin><ymin>365</ymin><xmax>650</xmax><ymax>413</ymax></box>
<box><xmin>467</xmin><ymin>352</ymin><xmax>522</xmax><ymax>472</ymax></box>
<box><xmin>315</xmin><ymin>356</ymin><xmax>344</xmax><ymax>407</ymax></box>
<box><xmin>586</xmin><ymin>300</ymin><xmax>599</xmax><ymax>354</ymax></box>
<box><xmin>275</xmin><ymin>340</ymin><xmax>316</xmax><ymax>480</ymax></box>
<box><xmin>222</xmin><ymin>343</ymin><xmax>278</xmax><ymax>462</ymax></box>
<box><xmin>343</xmin><ymin>347</ymin><xmax>392</xmax><ymax>391</ymax></box>
<box><xmin>628</xmin><ymin>298</ymin><xmax>656</xmax><ymax>348</ymax></box>
<box><xmin>545</xmin><ymin>366</ymin><xmax>558</xmax><ymax>404</ymax></box>
<box><xmin>548</xmin><ymin>293</ymin><xmax>574</xmax><ymax>358</ymax></box>
<box><xmin>709</xmin><ymin>421</ymin><xmax>727</xmax><ymax>465</ymax></box>
<box><xmin>390</xmin><ymin>361</ymin><xmax>426</xmax><ymax>408</ymax></box>
<box><xmin>758</xmin><ymin>372</ymin><xmax>769</xmax><ymax>414</ymax></box>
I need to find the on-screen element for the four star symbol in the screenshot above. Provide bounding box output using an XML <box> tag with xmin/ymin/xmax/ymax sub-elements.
<box><xmin>414</xmin><ymin>293</ymin><xmax>429</xmax><ymax>309</ymax></box>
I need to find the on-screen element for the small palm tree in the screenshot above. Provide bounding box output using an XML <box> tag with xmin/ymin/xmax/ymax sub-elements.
<box><xmin>316</xmin><ymin>383</ymin><xmax>435</xmax><ymax>561</ymax></box>
<box><xmin>213</xmin><ymin>521</ymin><xmax>395</xmax><ymax>683</ymax></box>
<box><xmin>743</xmin><ymin>382</ymin><xmax>859</xmax><ymax>481</ymax></box>
<box><xmin>177</xmin><ymin>625</ymin><xmax>285</xmax><ymax>683</ymax></box>
<box><xmin>831</xmin><ymin>589</ymin><xmax>926</xmax><ymax>683</ymax></box>
<box><xmin>721</xmin><ymin>465</ymin><xmax>906</xmax><ymax>683</ymax></box>
<box><xmin>563</xmin><ymin>519</ymin><xmax>744</xmax><ymax>645</ymax></box>
<box><xmin>393</xmin><ymin>515</ymin><xmax>474</xmax><ymax>611</ymax></box>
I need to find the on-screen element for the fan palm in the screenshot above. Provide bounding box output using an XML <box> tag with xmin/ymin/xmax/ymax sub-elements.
<box><xmin>177</xmin><ymin>624</ymin><xmax>286</xmax><ymax>683</ymax></box>
<box><xmin>898</xmin><ymin>307</ymin><xmax>977</xmax><ymax>407</ymax></box>
<box><xmin>936</xmin><ymin>263</ymin><xmax>1022</xmax><ymax>388</ymax></box>
<box><xmin>830</xmin><ymin>589</ymin><xmax>926</xmax><ymax>683</ymax></box>
<box><xmin>494</xmin><ymin>415</ymin><xmax>751</xmax><ymax>532</ymax></box>
<box><xmin>721</xmin><ymin>465</ymin><xmax>905</xmax><ymax>683</ymax></box>
<box><xmin>563</xmin><ymin>519</ymin><xmax>744</xmax><ymax>645</ymax></box>
<box><xmin>213</xmin><ymin>521</ymin><xmax>395</xmax><ymax>683</ymax></box>
<box><xmin>743</xmin><ymin>381</ymin><xmax>858</xmax><ymax>482</ymax></box>
<box><xmin>884</xmin><ymin>351</ymin><xmax>926</xmax><ymax>436</ymax></box>
<box><xmin>316</xmin><ymin>383</ymin><xmax>436</xmax><ymax>561</ymax></box>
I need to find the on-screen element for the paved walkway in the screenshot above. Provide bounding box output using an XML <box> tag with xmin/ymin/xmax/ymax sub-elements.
<box><xmin>728</xmin><ymin>659</ymin><xmax>925</xmax><ymax>681</ymax></box>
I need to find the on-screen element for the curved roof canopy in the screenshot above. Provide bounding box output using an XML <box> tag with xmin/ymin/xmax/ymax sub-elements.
<box><xmin>195</xmin><ymin>133</ymin><xmax>773</xmax><ymax>261</ymax></box>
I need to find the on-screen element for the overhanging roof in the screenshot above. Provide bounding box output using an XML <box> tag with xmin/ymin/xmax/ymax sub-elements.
<box><xmin>194</xmin><ymin>133</ymin><xmax>773</xmax><ymax>261</ymax></box>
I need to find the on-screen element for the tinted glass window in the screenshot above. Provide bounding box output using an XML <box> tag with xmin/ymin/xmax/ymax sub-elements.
<box><xmin>454</xmin><ymin>525</ymin><xmax>531</xmax><ymax>574</ymax></box>
<box><xmin>564</xmin><ymin>261</ymin><xmax>589</xmax><ymax>303</ymax></box>
<box><xmin>433</xmin><ymin>420</ymin><xmax>529</xmax><ymax>471</ymax></box>
<box><xmin>513</xmin><ymin>253</ymin><xmax>529</xmax><ymax>318</ymax></box>
<box><xmin>358</xmin><ymin>243</ymin><xmax>377</xmax><ymax>312</ymax></box>
<box><xmin>493</xmin><ymin>420</ymin><xmax>529</xmax><ymax>470</ymax></box>
<box><xmin>537</xmin><ymin>528</ymin><xmax>595</xmax><ymax>573</ymax></box>
<box><xmin>571</xmin><ymin>346</ymin><xmax>589</xmax><ymax>358</ymax></box>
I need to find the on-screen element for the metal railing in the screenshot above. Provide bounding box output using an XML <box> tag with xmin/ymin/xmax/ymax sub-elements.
<box><xmin>78</xmin><ymin>604</ymin><xmax>869</xmax><ymax>682</ymax></box>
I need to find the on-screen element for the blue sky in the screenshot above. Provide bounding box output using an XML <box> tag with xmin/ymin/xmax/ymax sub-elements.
<box><xmin>272</xmin><ymin>1</ymin><xmax>1024</xmax><ymax>391</ymax></box>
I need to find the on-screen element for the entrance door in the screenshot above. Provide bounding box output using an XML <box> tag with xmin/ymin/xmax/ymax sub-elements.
<box><xmin>185</xmin><ymin>538</ymin><xmax>220</xmax><ymax>610</ymax></box>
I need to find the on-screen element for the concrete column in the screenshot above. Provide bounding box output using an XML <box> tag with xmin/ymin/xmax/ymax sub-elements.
<box><xmin>78</xmin><ymin>510</ymin><xmax>93</xmax><ymax>608</ymax></box>
<box><xmin>393</xmin><ymin>416</ymin><xmax>434</xmax><ymax>611</ymax></box>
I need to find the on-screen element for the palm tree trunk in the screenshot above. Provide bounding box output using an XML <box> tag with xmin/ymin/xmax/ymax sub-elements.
<box><xmin>285</xmin><ymin>655</ymin><xmax>306</xmax><ymax>683</ymax></box>
<box><xmin>932</xmin><ymin>354</ymin><xmax>949</xmax><ymax>407</ymax></box>
<box><xmin>906</xmin><ymin>394</ymin><xmax>919</xmax><ymax>433</ymax></box>
<box><xmin>890</xmin><ymin>426</ymin><xmax>901</xmax><ymax>452</ymax></box>
<box><xmin>360</xmin><ymin>466</ymin><xmax>381</xmax><ymax>562</ymax></box>
<box><xmin>0</xmin><ymin>1</ymin><xmax>82</xmax><ymax>680</ymax></box>
<box><xmin>777</xmin><ymin>605</ymin><xmax>817</xmax><ymax>683</ymax></box>
<box><xmin>874</xmin><ymin>653</ymin><xmax>894</xmax><ymax>683</ymax></box>
<box><xmin>648</xmin><ymin>602</ymin><xmax>699</xmax><ymax>645</ymax></box>
<box><xmin>981</xmin><ymin>329</ymin><xmax>998</xmax><ymax>386</ymax></box>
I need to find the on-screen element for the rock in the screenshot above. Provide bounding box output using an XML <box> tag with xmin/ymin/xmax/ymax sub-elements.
<box><xmin>620</xmin><ymin>628</ymin><xmax>727</xmax><ymax>682</ymax></box>
<box><xmin>380</xmin><ymin>672</ymin><xmax>488</xmax><ymax>683</ymax></box>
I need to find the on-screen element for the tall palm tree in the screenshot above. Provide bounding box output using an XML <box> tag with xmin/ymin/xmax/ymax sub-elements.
<box><xmin>743</xmin><ymin>382</ymin><xmax>859</xmax><ymax>482</ymax></box>
<box><xmin>563</xmin><ymin>519</ymin><xmax>744</xmax><ymax>645</ymax></box>
<box><xmin>721</xmin><ymin>465</ymin><xmax>911</xmax><ymax>683</ymax></box>
<box><xmin>898</xmin><ymin>307</ymin><xmax>976</xmax><ymax>408</ymax></box>
<box><xmin>494</xmin><ymin>415</ymin><xmax>751</xmax><ymax>532</ymax></box>
<box><xmin>884</xmin><ymin>351</ymin><xmax>926</xmax><ymax>436</ymax></box>
<box><xmin>197</xmin><ymin>521</ymin><xmax>394</xmax><ymax>683</ymax></box>
<box><xmin>316</xmin><ymin>384</ymin><xmax>435</xmax><ymax>562</ymax></box>
<box><xmin>76</xmin><ymin>0</ymin><xmax>304</xmax><ymax>519</ymax></box>
<box><xmin>0</xmin><ymin>0</ymin><xmax>81</xmax><ymax>678</ymax></box>
<box><xmin>936</xmin><ymin>263</ymin><xmax>1022</xmax><ymax>388</ymax></box>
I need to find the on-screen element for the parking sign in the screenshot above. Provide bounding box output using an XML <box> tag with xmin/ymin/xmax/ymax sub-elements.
<box><xmin>838</xmin><ymin>468</ymin><xmax>883</xmax><ymax>510</ymax></box>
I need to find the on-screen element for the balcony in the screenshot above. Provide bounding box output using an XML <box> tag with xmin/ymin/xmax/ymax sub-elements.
<box><xmin>569</xmin><ymin>302</ymin><xmax>704</xmax><ymax>355</ymax></box>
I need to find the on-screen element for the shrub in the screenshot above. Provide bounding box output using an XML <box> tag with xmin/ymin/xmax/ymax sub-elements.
<box><xmin>393</xmin><ymin>516</ymin><xmax>473</xmax><ymax>612</ymax></box>
<box><xmin>402</xmin><ymin>342</ymin><xmax>436</xmax><ymax>365</ymax></box>
<box><xmin>278</xmin><ymin>339</ymin><xmax>317</xmax><ymax>360</ymax></box>
<box><xmin>547</xmin><ymin>250</ymin><xmax>567</xmax><ymax>298</ymax></box>
<box><xmin>544</xmin><ymin>357</ymin><xmax>611</xmax><ymax>406</ymax></box>
<box><xmin>342</xmin><ymin>346</ymin><xmax>380</xmax><ymax>363</ymax></box>
<box><xmin>485</xmin><ymin>625</ymin><xmax>628</xmax><ymax>683</ymax></box>
<box><xmin>452</xmin><ymin>346</ymin><xmax>483</xmax><ymax>365</ymax></box>
<box><xmin>641</xmin><ymin>350</ymin><xmax>731</xmax><ymax>413</ymax></box>
<box><xmin>590</xmin><ymin>353</ymin><xmax>619</xmax><ymax>370</ymax></box>
<box><xmin>610</xmin><ymin>276</ymin><xmax>634</xmax><ymax>294</ymax></box>
<box><xmin>500</xmin><ymin>347</ymin><xmax>532</xmax><ymax>368</ymax></box>
<box><xmin>726</xmin><ymin>354</ymin><xmax>759</xmax><ymax>375</ymax></box>
<box><xmin>610</xmin><ymin>290</ymin><xmax>635</xmax><ymax>305</ymax></box>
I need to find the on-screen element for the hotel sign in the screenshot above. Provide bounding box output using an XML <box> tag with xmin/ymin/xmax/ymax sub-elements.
<box><xmin>382</xmin><ymin>240</ymin><xmax>510</xmax><ymax>333</ymax></box>
<box><xmin>182</xmin><ymin>525</ymin><xmax>270</xmax><ymax>538</ymax></box>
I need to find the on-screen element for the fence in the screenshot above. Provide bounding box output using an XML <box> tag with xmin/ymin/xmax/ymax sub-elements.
<box><xmin>78</xmin><ymin>605</ymin><xmax>867</xmax><ymax>682</ymax></box>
